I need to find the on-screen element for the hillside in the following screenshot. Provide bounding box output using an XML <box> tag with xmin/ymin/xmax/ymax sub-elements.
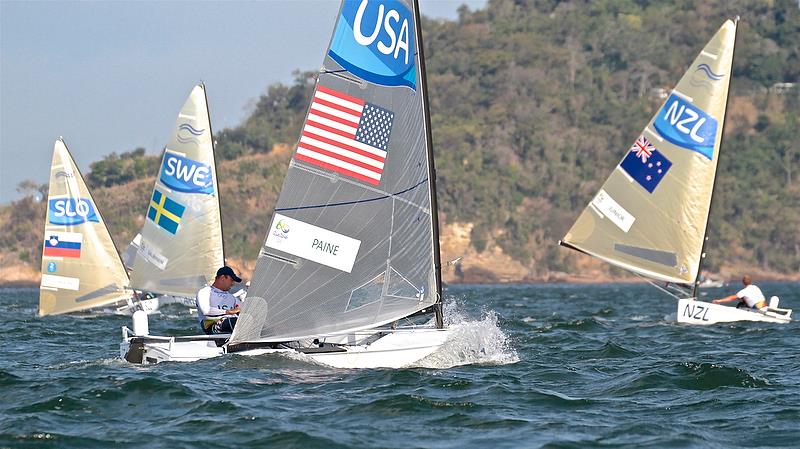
<box><xmin>2</xmin><ymin>0</ymin><xmax>799</xmax><ymax>286</ymax></box>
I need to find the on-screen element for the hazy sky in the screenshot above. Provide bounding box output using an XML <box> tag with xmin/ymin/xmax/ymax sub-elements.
<box><xmin>0</xmin><ymin>0</ymin><xmax>486</xmax><ymax>203</ymax></box>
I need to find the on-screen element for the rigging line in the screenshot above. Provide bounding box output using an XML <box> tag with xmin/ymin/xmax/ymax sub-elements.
<box><xmin>634</xmin><ymin>271</ymin><xmax>691</xmax><ymax>300</ymax></box>
<box><xmin>275</xmin><ymin>178</ymin><xmax>429</xmax><ymax>212</ymax></box>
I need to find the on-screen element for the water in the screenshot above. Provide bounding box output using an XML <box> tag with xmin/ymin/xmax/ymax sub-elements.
<box><xmin>1</xmin><ymin>283</ymin><xmax>799</xmax><ymax>448</ymax></box>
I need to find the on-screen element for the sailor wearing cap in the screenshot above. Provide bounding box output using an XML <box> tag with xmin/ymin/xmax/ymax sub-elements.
<box><xmin>195</xmin><ymin>266</ymin><xmax>243</xmax><ymax>335</ymax></box>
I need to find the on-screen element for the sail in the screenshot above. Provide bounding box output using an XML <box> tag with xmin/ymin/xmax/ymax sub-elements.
<box><xmin>39</xmin><ymin>139</ymin><xmax>131</xmax><ymax>316</ymax></box>
<box><xmin>232</xmin><ymin>0</ymin><xmax>439</xmax><ymax>343</ymax></box>
<box><xmin>561</xmin><ymin>19</ymin><xmax>737</xmax><ymax>285</ymax></box>
<box><xmin>129</xmin><ymin>84</ymin><xmax>224</xmax><ymax>297</ymax></box>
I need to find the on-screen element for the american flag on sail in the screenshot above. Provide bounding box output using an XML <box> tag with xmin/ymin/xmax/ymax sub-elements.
<box><xmin>630</xmin><ymin>135</ymin><xmax>655</xmax><ymax>162</ymax></box>
<box><xmin>295</xmin><ymin>85</ymin><xmax>394</xmax><ymax>185</ymax></box>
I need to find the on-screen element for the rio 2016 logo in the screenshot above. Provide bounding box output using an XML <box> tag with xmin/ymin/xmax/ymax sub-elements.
<box><xmin>329</xmin><ymin>0</ymin><xmax>417</xmax><ymax>90</ymax></box>
<box><xmin>272</xmin><ymin>219</ymin><xmax>290</xmax><ymax>240</ymax></box>
<box><xmin>48</xmin><ymin>198</ymin><xmax>100</xmax><ymax>226</ymax></box>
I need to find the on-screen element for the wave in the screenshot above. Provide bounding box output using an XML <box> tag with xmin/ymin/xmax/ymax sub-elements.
<box><xmin>675</xmin><ymin>361</ymin><xmax>769</xmax><ymax>389</ymax></box>
<box><xmin>0</xmin><ymin>369</ymin><xmax>23</xmax><ymax>387</ymax></box>
<box><xmin>533</xmin><ymin>317</ymin><xmax>609</xmax><ymax>332</ymax></box>
<box><xmin>417</xmin><ymin>301</ymin><xmax>519</xmax><ymax>369</ymax></box>
<box><xmin>603</xmin><ymin>361</ymin><xmax>769</xmax><ymax>396</ymax></box>
<box><xmin>345</xmin><ymin>393</ymin><xmax>478</xmax><ymax>414</ymax></box>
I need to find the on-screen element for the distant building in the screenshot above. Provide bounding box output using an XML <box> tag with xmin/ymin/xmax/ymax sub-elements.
<box><xmin>769</xmin><ymin>82</ymin><xmax>796</xmax><ymax>94</ymax></box>
<box><xmin>649</xmin><ymin>87</ymin><xmax>669</xmax><ymax>100</ymax></box>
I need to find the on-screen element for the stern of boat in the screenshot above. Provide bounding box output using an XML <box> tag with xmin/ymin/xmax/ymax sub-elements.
<box><xmin>120</xmin><ymin>311</ymin><xmax>226</xmax><ymax>364</ymax></box>
<box><xmin>677</xmin><ymin>298</ymin><xmax>792</xmax><ymax>325</ymax></box>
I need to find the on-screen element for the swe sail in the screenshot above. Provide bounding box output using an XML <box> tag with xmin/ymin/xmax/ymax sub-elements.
<box><xmin>561</xmin><ymin>19</ymin><xmax>737</xmax><ymax>288</ymax></box>
<box><xmin>128</xmin><ymin>84</ymin><xmax>225</xmax><ymax>298</ymax></box>
<box><xmin>39</xmin><ymin>138</ymin><xmax>132</xmax><ymax>316</ymax></box>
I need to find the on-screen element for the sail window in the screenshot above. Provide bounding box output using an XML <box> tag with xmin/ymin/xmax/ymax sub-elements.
<box><xmin>614</xmin><ymin>244</ymin><xmax>677</xmax><ymax>267</ymax></box>
<box><xmin>346</xmin><ymin>272</ymin><xmax>385</xmax><ymax>312</ymax></box>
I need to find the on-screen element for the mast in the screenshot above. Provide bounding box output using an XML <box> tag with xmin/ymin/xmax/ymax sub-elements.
<box><xmin>201</xmin><ymin>82</ymin><xmax>226</xmax><ymax>265</ymax></box>
<box><xmin>413</xmin><ymin>0</ymin><xmax>444</xmax><ymax>328</ymax></box>
<box><xmin>691</xmin><ymin>16</ymin><xmax>739</xmax><ymax>299</ymax></box>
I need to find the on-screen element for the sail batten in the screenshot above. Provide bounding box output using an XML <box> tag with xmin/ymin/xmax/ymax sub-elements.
<box><xmin>232</xmin><ymin>0</ymin><xmax>439</xmax><ymax>343</ymax></box>
<box><xmin>128</xmin><ymin>84</ymin><xmax>224</xmax><ymax>297</ymax></box>
<box><xmin>561</xmin><ymin>19</ymin><xmax>737</xmax><ymax>286</ymax></box>
<box><xmin>39</xmin><ymin>139</ymin><xmax>131</xmax><ymax>316</ymax></box>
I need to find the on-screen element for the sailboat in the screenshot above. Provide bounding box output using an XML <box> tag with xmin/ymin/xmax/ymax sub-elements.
<box><xmin>126</xmin><ymin>83</ymin><xmax>225</xmax><ymax>308</ymax></box>
<box><xmin>559</xmin><ymin>18</ymin><xmax>791</xmax><ymax>325</ymax></box>
<box><xmin>39</xmin><ymin>138</ymin><xmax>157</xmax><ymax>316</ymax></box>
<box><xmin>121</xmin><ymin>0</ymin><xmax>450</xmax><ymax>366</ymax></box>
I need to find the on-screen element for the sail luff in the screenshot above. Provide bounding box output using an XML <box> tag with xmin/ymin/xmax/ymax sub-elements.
<box><xmin>691</xmin><ymin>17</ymin><xmax>739</xmax><ymax>299</ymax></box>
<box><xmin>412</xmin><ymin>0</ymin><xmax>444</xmax><ymax>328</ymax></box>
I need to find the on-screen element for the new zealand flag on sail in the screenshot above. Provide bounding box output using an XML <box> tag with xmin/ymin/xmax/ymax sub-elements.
<box><xmin>620</xmin><ymin>141</ymin><xmax>672</xmax><ymax>193</ymax></box>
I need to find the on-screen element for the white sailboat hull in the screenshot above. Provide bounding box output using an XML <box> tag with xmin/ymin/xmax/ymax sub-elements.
<box><xmin>121</xmin><ymin>325</ymin><xmax>450</xmax><ymax>368</ymax></box>
<box><xmin>677</xmin><ymin>298</ymin><xmax>792</xmax><ymax>325</ymax></box>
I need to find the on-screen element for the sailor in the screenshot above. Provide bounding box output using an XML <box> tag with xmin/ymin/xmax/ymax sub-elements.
<box><xmin>196</xmin><ymin>266</ymin><xmax>243</xmax><ymax>334</ymax></box>
<box><xmin>712</xmin><ymin>275</ymin><xmax>767</xmax><ymax>310</ymax></box>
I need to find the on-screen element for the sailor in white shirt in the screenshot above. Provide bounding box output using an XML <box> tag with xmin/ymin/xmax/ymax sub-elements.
<box><xmin>712</xmin><ymin>275</ymin><xmax>768</xmax><ymax>310</ymax></box>
<box><xmin>196</xmin><ymin>266</ymin><xmax>243</xmax><ymax>334</ymax></box>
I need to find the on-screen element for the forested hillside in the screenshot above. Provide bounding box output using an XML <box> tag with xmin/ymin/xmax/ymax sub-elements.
<box><xmin>2</xmin><ymin>0</ymin><xmax>798</xmax><ymax>284</ymax></box>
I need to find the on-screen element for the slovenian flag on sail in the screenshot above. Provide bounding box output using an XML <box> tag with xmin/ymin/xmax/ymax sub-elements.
<box><xmin>294</xmin><ymin>85</ymin><xmax>394</xmax><ymax>185</ymax></box>
<box><xmin>43</xmin><ymin>232</ymin><xmax>82</xmax><ymax>258</ymax></box>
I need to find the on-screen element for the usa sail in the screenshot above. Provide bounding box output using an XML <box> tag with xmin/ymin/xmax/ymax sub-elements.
<box><xmin>232</xmin><ymin>0</ymin><xmax>442</xmax><ymax>343</ymax></box>
<box><xmin>561</xmin><ymin>19</ymin><xmax>737</xmax><ymax>287</ymax></box>
<box><xmin>39</xmin><ymin>139</ymin><xmax>132</xmax><ymax>316</ymax></box>
<box><xmin>128</xmin><ymin>84</ymin><xmax>225</xmax><ymax>297</ymax></box>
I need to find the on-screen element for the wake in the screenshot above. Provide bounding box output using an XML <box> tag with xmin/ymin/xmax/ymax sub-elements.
<box><xmin>417</xmin><ymin>300</ymin><xmax>519</xmax><ymax>369</ymax></box>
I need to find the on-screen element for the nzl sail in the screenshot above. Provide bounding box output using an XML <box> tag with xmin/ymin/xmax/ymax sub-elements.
<box><xmin>560</xmin><ymin>19</ymin><xmax>737</xmax><ymax>291</ymax></box>
<box><xmin>129</xmin><ymin>84</ymin><xmax>225</xmax><ymax>297</ymax></box>
<box><xmin>232</xmin><ymin>0</ymin><xmax>442</xmax><ymax>343</ymax></box>
<box><xmin>39</xmin><ymin>139</ymin><xmax>131</xmax><ymax>316</ymax></box>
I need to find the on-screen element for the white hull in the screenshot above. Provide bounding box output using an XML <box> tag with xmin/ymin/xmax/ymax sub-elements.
<box><xmin>121</xmin><ymin>326</ymin><xmax>450</xmax><ymax>368</ymax></box>
<box><xmin>677</xmin><ymin>298</ymin><xmax>792</xmax><ymax>325</ymax></box>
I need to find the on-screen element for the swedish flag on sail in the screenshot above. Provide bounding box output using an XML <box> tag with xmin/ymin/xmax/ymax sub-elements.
<box><xmin>147</xmin><ymin>189</ymin><xmax>185</xmax><ymax>234</ymax></box>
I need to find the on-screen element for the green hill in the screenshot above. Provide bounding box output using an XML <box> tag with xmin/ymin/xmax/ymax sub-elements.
<box><xmin>3</xmin><ymin>0</ymin><xmax>799</xmax><ymax>284</ymax></box>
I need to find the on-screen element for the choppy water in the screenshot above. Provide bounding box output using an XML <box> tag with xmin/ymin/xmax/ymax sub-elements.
<box><xmin>1</xmin><ymin>283</ymin><xmax>799</xmax><ymax>448</ymax></box>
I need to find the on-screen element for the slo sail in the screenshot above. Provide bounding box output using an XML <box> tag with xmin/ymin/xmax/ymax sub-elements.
<box><xmin>39</xmin><ymin>139</ymin><xmax>139</xmax><ymax>316</ymax></box>
<box><xmin>560</xmin><ymin>18</ymin><xmax>791</xmax><ymax>325</ymax></box>
<box><xmin>127</xmin><ymin>84</ymin><xmax>225</xmax><ymax>303</ymax></box>
<box><xmin>121</xmin><ymin>0</ymin><xmax>450</xmax><ymax>366</ymax></box>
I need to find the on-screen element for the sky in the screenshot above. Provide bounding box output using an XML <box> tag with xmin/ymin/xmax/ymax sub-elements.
<box><xmin>0</xmin><ymin>0</ymin><xmax>486</xmax><ymax>204</ymax></box>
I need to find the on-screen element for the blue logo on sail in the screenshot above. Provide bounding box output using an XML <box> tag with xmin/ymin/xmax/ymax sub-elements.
<box><xmin>159</xmin><ymin>153</ymin><xmax>214</xmax><ymax>194</ymax></box>
<box><xmin>653</xmin><ymin>94</ymin><xmax>718</xmax><ymax>160</ymax></box>
<box><xmin>328</xmin><ymin>0</ymin><xmax>417</xmax><ymax>90</ymax></box>
<box><xmin>48</xmin><ymin>198</ymin><xmax>100</xmax><ymax>225</ymax></box>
